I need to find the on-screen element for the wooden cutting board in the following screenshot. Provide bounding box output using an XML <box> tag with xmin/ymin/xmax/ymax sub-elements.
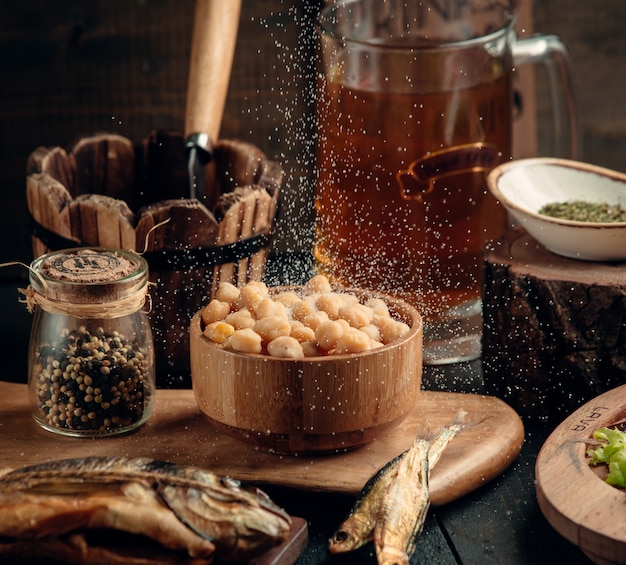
<box><xmin>0</xmin><ymin>381</ymin><xmax>522</xmax><ymax>506</ymax></box>
<box><xmin>536</xmin><ymin>384</ymin><xmax>626</xmax><ymax>565</ymax></box>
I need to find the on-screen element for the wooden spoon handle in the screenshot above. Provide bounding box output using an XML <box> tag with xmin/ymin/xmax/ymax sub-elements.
<box><xmin>184</xmin><ymin>0</ymin><xmax>242</xmax><ymax>147</ymax></box>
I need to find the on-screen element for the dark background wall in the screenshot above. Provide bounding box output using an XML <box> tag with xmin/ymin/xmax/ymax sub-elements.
<box><xmin>1</xmin><ymin>0</ymin><xmax>625</xmax><ymax>283</ymax></box>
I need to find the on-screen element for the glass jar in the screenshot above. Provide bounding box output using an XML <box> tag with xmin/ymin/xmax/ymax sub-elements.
<box><xmin>26</xmin><ymin>248</ymin><xmax>155</xmax><ymax>437</ymax></box>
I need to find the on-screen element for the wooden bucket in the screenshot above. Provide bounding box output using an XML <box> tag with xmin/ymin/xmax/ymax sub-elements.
<box><xmin>26</xmin><ymin>131</ymin><xmax>282</xmax><ymax>387</ymax></box>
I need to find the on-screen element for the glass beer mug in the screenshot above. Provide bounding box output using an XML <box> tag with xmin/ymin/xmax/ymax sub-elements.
<box><xmin>314</xmin><ymin>0</ymin><xmax>577</xmax><ymax>364</ymax></box>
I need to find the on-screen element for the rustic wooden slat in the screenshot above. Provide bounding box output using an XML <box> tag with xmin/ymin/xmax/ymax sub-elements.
<box><xmin>70</xmin><ymin>134</ymin><xmax>135</xmax><ymax>205</ymax></box>
<box><xmin>67</xmin><ymin>194</ymin><xmax>135</xmax><ymax>248</ymax></box>
<box><xmin>214</xmin><ymin>139</ymin><xmax>265</xmax><ymax>189</ymax></box>
<box><xmin>136</xmin><ymin>199</ymin><xmax>220</xmax><ymax>378</ymax></box>
<box><xmin>93</xmin><ymin>195</ymin><xmax>136</xmax><ymax>249</ymax></box>
<box><xmin>256</xmin><ymin>158</ymin><xmax>284</xmax><ymax>195</ymax></box>
<box><xmin>235</xmin><ymin>189</ymin><xmax>259</xmax><ymax>286</ymax></box>
<box><xmin>249</xmin><ymin>188</ymin><xmax>274</xmax><ymax>280</ymax></box>
<box><xmin>26</xmin><ymin>176</ymin><xmax>45</xmax><ymax>260</ymax></box>
<box><xmin>135</xmin><ymin>199</ymin><xmax>219</xmax><ymax>251</ymax></box>
<box><xmin>213</xmin><ymin>194</ymin><xmax>245</xmax><ymax>294</ymax></box>
<box><xmin>26</xmin><ymin>146</ymin><xmax>75</xmax><ymax>192</ymax></box>
<box><xmin>26</xmin><ymin>173</ymin><xmax>75</xmax><ymax>256</ymax></box>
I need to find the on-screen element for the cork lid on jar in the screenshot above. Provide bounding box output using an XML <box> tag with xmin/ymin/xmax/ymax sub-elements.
<box><xmin>29</xmin><ymin>248</ymin><xmax>149</xmax><ymax>305</ymax></box>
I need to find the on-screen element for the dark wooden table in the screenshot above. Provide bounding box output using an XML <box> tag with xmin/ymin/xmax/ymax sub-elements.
<box><xmin>0</xmin><ymin>276</ymin><xmax>594</xmax><ymax>565</ymax></box>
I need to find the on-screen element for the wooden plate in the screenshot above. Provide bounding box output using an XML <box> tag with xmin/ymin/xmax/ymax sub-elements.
<box><xmin>536</xmin><ymin>384</ymin><xmax>626</xmax><ymax>565</ymax></box>
<box><xmin>0</xmin><ymin>381</ymin><xmax>523</xmax><ymax>506</ymax></box>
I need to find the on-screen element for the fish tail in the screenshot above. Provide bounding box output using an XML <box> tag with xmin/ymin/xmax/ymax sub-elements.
<box><xmin>427</xmin><ymin>409</ymin><xmax>469</xmax><ymax>470</ymax></box>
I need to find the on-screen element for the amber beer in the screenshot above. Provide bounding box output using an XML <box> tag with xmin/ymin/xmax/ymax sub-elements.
<box><xmin>314</xmin><ymin>72</ymin><xmax>511</xmax><ymax>319</ymax></box>
<box><xmin>315</xmin><ymin>0</ymin><xmax>577</xmax><ymax>364</ymax></box>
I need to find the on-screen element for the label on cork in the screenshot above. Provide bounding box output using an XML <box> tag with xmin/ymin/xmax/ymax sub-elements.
<box><xmin>41</xmin><ymin>249</ymin><xmax>137</xmax><ymax>284</ymax></box>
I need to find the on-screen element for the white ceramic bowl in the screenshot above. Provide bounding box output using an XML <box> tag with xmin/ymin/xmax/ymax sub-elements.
<box><xmin>487</xmin><ymin>157</ymin><xmax>626</xmax><ymax>261</ymax></box>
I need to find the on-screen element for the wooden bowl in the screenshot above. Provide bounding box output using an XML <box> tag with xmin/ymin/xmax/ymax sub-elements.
<box><xmin>190</xmin><ymin>288</ymin><xmax>423</xmax><ymax>455</ymax></box>
<box><xmin>535</xmin><ymin>384</ymin><xmax>626</xmax><ymax>564</ymax></box>
<box><xmin>487</xmin><ymin>157</ymin><xmax>626</xmax><ymax>261</ymax></box>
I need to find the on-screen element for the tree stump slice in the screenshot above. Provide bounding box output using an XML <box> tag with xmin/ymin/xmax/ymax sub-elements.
<box><xmin>482</xmin><ymin>226</ymin><xmax>626</xmax><ymax>423</ymax></box>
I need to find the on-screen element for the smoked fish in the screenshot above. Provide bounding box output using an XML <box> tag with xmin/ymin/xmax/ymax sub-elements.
<box><xmin>373</xmin><ymin>437</ymin><xmax>430</xmax><ymax>565</ymax></box>
<box><xmin>328</xmin><ymin>451</ymin><xmax>405</xmax><ymax>554</ymax></box>
<box><xmin>0</xmin><ymin>456</ymin><xmax>292</xmax><ymax>564</ymax></box>
<box><xmin>329</xmin><ymin>410</ymin><xmax>468</xmax><ymax>560</ymax></box>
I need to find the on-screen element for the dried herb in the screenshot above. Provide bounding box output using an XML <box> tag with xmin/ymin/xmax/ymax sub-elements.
<box><xmin>539</xmin><ymin>200</ymin><xmax>626</xmax><ymax>223</ymax></box>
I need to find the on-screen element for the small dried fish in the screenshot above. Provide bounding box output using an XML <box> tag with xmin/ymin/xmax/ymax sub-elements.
<box><xmin>328</xmin><ymin>410</ymin><xmax>468</xmax><ymax>559</ymax></box>
<box><xmin>374</xmin><ymin>410</ymin><xmax>469</xmax><ymax>564</ymax></box>
<box><xmin>0</xmin><ymin>456</ymin><xmax>292</xmax><ymax>565</ymax></box>
<box><xmin>374</xmin><ymin>438</ymin><xmax>430</xmax><ymax>565</ymax></box>
<box><xmin>328</xmin><ymin>451</ymin><xmax>405</xmax><ymax>554</ymax></box>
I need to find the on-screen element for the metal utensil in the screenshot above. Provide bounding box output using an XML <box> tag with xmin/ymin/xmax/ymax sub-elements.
<box><xmin>184</xmin><ymin>0</ymin><xmax>242</xmax><ymax>201</ymax></box>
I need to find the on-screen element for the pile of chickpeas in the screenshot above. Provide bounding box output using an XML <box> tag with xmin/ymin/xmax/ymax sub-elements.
<box><xmin>200</xmin><ymin>275</ymin><xmax>411</xmax><ymax>359</ymax></box>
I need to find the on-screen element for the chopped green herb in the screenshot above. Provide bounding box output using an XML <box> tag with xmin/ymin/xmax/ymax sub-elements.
<box><xmin>588</xmin><ymin>427</ymin><xmax>626</xmax><ymax>487</ymax></box>
<box><xmin>539</xmin><ymin>201</ymin><xmax>626</xmax><ymax>223</ymax></box>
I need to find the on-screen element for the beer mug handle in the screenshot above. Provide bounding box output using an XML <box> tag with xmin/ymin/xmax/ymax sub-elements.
<box><xmin>513</xmin><ymin>35</ymin><xmax>580</xmax><ymax>159</ymax></box>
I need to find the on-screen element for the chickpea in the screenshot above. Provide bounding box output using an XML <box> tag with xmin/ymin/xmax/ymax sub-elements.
<box><xmin>291</xmin><ymin>298</ymin><xmax>317</xmax><ymax>321</ymax></box>
<box><xmin>273</xmin><ymin>290</ymin><xmax>301</xmax><ymax>307</ymax></box>
<box><xmin>203</xmin><ymin>321</ymin><xmax>235</xmax><ymax>344</ymax></box>
<box><xmin>302</xmin><ymin>310</ymin><xmax>329</xmax><ymax>332</ymax></box>
<box><xmin>201</xmin><ymin>281</ymin><xmax>411</xmax><ymax>358</ymax></box>
<box><xmin>301</xmin><ymin>341</ymin><xmax>322</xmax><ymax>357</ymax></box>
<box><xmin>236</xmin><ymin>281</ymin><xmax>269</xmax><ymax>313</ymax></box>
<box><xmin>290</xmin><ymin>321</ymin><xmax>316</xmax><ymax>343</ymax></box>
<box><xmin>373</xmin><ymin>315</ymin><xmax>411</xmax><ymax>343</ymax></box>
<box><xmin>335</xmin><ymin>328</ymin><xmax>371</xmax><ymax>354</ymax></box>
<box><xmin>253</xmin><ymin>316</ymin><xmax>291</xmax><ymax>344</ymax></box>
<box><xmin>338</xmin><ymin>303</ymin><xmax>374</xmax><ymax>328</ymax></box>
<box><xmin>315</xmin><ymin>319</ymin><xmax>347</xmax><ymax>351</ymax></box>
<box><xmin>337</xmin><ymin>292</ymin><xmax>360</xmax><ymax>307</ymax></box>
<box><xmin>360</xmin><ymin>324</ymin><xmax>381</xmax><ymax>342</ymax></box>
<box><xmin>267</xmin><ymin>336</ymin><xmax>305</xmax><ymax>359</ymax></box>
<box><xmin>225</xmin><ymin>308</ymin><xmax>256</xmax><ymax>330</ymax></box>
<box><xmin>315</xmin><ymin>293</ymin><xmax>344</xmax><ymax>319</ymax></box>
<box><xmin>215</xmin><ymin>281</ymin><xmax>240</xmax><ymax>308</ymax></box>
<box><xmin>365</xmin><ymin>297</ymin><xmax>390</xmax><ymax>317</ymax></box>
<box><xmin>201</xmin><ymin>300</ymin><xmax>231</xmax><ymax>325</ymax></box>
<box><xmin>256</xmin><ymin>297</ymin><xmax>287</xmax><ymax>319</ymax></box>
<box><xmin>226</xmin><ymin>328</ymin><xmax>262</xmax><ymax>354</ymax></box>
<box><xmin>306</xmin><ymin>274</ymin><xmax>332</xmax><ymax>294</ymax></box>
<box><xmin>336</xmin><ymin>319</ymin><xmax>351</xmax><ymax>332</ymax></box>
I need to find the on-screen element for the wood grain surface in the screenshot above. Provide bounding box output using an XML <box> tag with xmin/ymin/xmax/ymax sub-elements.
<box><xmin>189</xmin><ymin>292</ymin><xmax>423</xmax><ymax>455</ymax></box>
<box><xmin>483</xmin><ymin>227</ymin><xmax>626</xmax><ymax>423</ymax></box>
<box><xmin>536</xmin><ymin>384</ymin><xmax>626</xmax><ymax>565</ymax></box>
<box><xmin>0</xmin><ymin>382</ymin><xmax>523</xmax><ymax>506</ymax></box>
<box><xmin>252</xmin><ymin>518</ymin><xmax>308</xmax><ymax>565</ymax></box>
